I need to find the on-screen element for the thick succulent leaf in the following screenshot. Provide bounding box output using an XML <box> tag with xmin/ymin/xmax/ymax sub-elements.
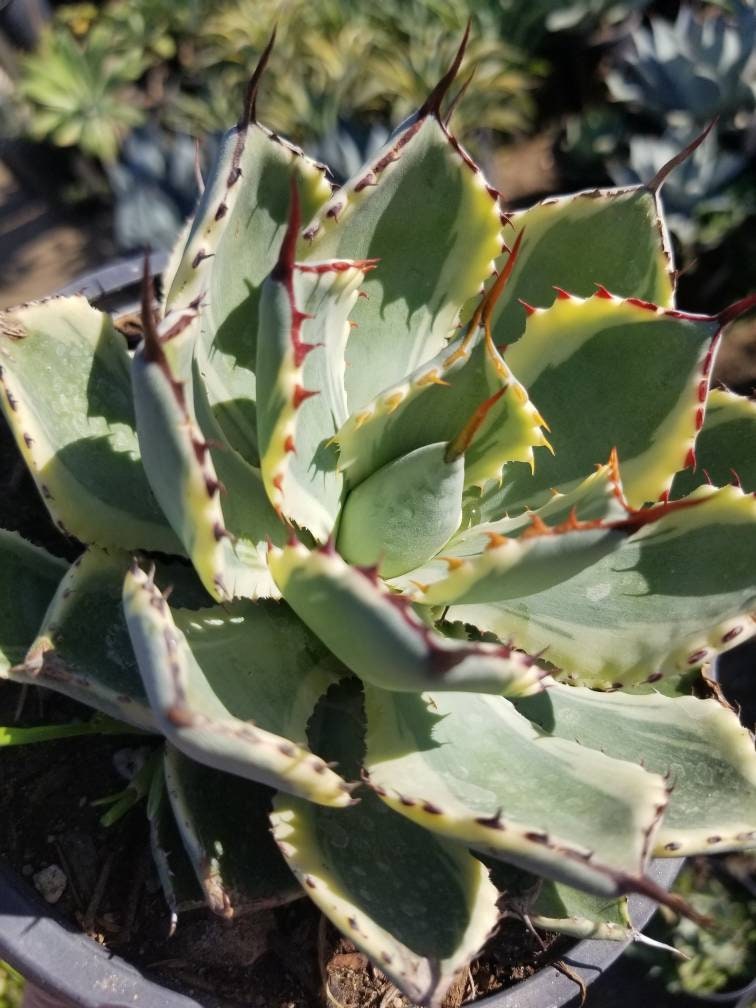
<box><xmin>159</xmin><ymin>217</ymin><xmax>193</xmax><ymax>314</ymax></box>
<box><xmin>335</xmin><ymin>294</ymin><xmax>546</xmax><ymax>490</ymax></box>
<box><xmin>425</xmin><ymin>485</ymin><xmax>756</xmax><ymax>688</ymax></box>
<box><xmin>164</xmin><ymin>122</ymin><xmax>332</xmax><ymax>464</ymax></box>
<box><xmin>123</xmin><ymin>563</ymin><xmax>353</xmax><ymax>805</ymax></box>
<box><xmin>14</xmin><ymin>548</ymin><xmax>207</xmax><ymax>729</ymax></box>
<box><xmin>132</xmin><ymin>305</ymin><xmax>285</xmax><ymax>601</ymax></box>
<box><xmin>303</xmin><ymin>115</ymin><xmax>503</xmax><ymax>412</ymax></box>
<box><xmin>257</xmin><ymin>252</ymin><xmax>370</xmax><ymax>536</ymax></box>
<box><xmin>476</xmin><ymin>292</ymin><xmax>720</xmax><ymax>517</ymax></box>
<box><xmin>392</xmin><ymin>460</ymin><xmax>626</xmax><ymax>593</ymax></box>
<box><xmin>16</xmin><ymin>548</ymin><xmax>154</xmax><ymax>729</ymax></box>
<box><xmin>487</xmin><ymin>860</ymin><xmax>633</xmax><ymax>941</ymax></box>
<box><xmin>516</xmin><ymin>681</ymin><xmax>756</xmax><ymax>856</ymax></box>
<box><xmin>147</xmin><ymin>759</ymin><xmax>206</xmax><ymax>920</ymax></box>
<box><xmin>0</xmin><ymin>297</ymin><xmax>180</xmax><ymax>552</ymax></box>
<box><xmin>0</xmin><ymin>530</ymin><xmax>66</xmax><ymax>672</ymax></box>
<box><xmin>269</xmin><ymin>540</ymin><xmax>545</xmax><ymax>696</ymax></box>
<box><xmin>364</xmin><ymin>686</ymin><xmax>673</xmax><ymax>901</ymax></box>
<box><xmin>482</xmin><ymin>186</ymin><xmax>675</xmax><ymax>349</ymax></box>
<box><xmin>337</xmin><ymin>443</ymin><xmax>465</xmax><ymax>578</ymax></box>
<box><xmin>527</xmin><ymin>884</ymin><xmax>633</xmax><ymax>941</ymax></box>
<box><xmin>271</xmin><ymin>680</ymin><xmax>499</xmax><ymax>1008</ymax></box>
<box><xmin>672</xmin><ymin>388</ymin><xmax>756</xmax><ymax>497</ymax></box>
<box><xmin>163</xmin><ymin>744</ymin><xmax>301</xmax><ymax>918</ymax></box>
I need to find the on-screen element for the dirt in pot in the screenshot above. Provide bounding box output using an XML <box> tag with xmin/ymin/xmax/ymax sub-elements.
<box><xmin>0</xmin><ymin>680</ymin><xmax>562</xmax><ymax>1007</ymax></box>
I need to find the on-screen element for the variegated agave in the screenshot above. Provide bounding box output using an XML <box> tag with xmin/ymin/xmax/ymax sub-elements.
<box><xmin>2</xmin><ymin>30</ymin><xmax>756</xmax><ymax>1008</ymax></box>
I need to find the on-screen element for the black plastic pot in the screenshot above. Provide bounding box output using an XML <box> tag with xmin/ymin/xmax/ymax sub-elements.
<box><xmin>1</xmin><ymin>257</ymin><xmax>686</xmax><ymax>1007</ymax></box>
<box><xmin>0</xmin><ymin>854</ymin><xmax>683</xmax><ymax>1008</ymax></box>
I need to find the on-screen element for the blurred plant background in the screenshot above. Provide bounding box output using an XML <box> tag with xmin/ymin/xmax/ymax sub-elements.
<box><xmin>0</xmin><ymin>0</ymin><xmax>754</xmax><ymax>1002</ymax></box>
<box><xmin>0</xmin><ymin>0</ymin><xmax>751</xmax><ymax>274</ymax></box>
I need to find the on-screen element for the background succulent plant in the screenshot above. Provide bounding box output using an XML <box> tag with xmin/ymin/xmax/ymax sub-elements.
<box><xmin>5</xmin><ymin>0</ymin><xmax>544</xmax><ymax>250</ymax></box>
<box><xmin>1</xmin><ymin>30</ymin><xmax>756</xmax><ymax>1007</ymax></box>
<box><xmin>561</xmin><ymin>1</ymin><xmax>756</xmax><ymax>252</ymax></box>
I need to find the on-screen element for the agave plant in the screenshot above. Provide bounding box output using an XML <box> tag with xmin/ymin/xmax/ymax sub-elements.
<box><xmin>563</xmin><ymin>2</ymin><xmax>756</xmax><ymax>250</ymax></box>
<box><xmin>606</xmin><ymin>2</ymin><xmax>756</xmax><ymax>124</ymax></box>
<box><xmin>2</xmin><ymin>30</ymin><xmax>756</xmax><ymax>1007</ymax></box>
<box><xmin>17</xmin><ymin>17</ymin><xmax>147</xmax><ymax>162</ymax></box>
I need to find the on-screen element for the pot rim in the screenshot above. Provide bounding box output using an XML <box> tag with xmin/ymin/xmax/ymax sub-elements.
<box><xmin>0</xmin><ymin>255</ymin><xmax>684</xmax><ymax>1007</ymax></box>
<box><xmin>0</xmin><ymin>854</ymin><xmax>683</xmax><ymax>1008</ymax></box>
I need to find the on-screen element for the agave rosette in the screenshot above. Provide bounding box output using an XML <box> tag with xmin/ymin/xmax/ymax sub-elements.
<box><xmin>2</xmin><ymin>31</ymin><xmax>756</xmax><ymax>1008</ymax></box>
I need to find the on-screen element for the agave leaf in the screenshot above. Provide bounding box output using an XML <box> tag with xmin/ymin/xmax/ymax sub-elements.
<box><xmin>363</xmin><ymin>686</ymin><xmax>673</xmax><ymax>902</ymax></box>
<box><xmin>516</xmin><ymin>681</ymin><xmax>756</xmax><ymax>856</ymax></box>
<box><xmin>147</xmin><ymin>759</ymin><xmax>206</xmax><ymax>920</ymax></box>
<box><xmin>303</xmin><ymin>115</ymin><xmax>503</xmax><ymax>412</ymax></box>
<box><xmin>0</xmin><ymin>530</ymin><xmax>66</xmax><ymax>672</ymax></box>
<box><xmin>271</xmin><ymin>680</ymin><xmax>499</xmax><ymax>1008</ymax></box>
<box><xmin>336</xmin><ymin>442</ymin><xmax>465</xmax><ymax>578</ymax></box>
<box><xmin>480</xmin><ymin>186</ymin><xmax>675</xmax><ymax>349</ymax></box>
<box><xmin>335</xmin><ymin>268</ymin><xmax>545</xmax><ymax>490</ymax></box>
<box><xmin>256</xmin><ymin>198</ymin><xmax>373</xmax><ymax>534</ymax></box>
<box><xmin>486</xmin><ymin>860</ymin><xmax>633</xmax><ymax>941</ymax></box>
<box><xmin>391</xmin><ymin>460</ymin><xmax>626</xmax><ymax>593</ymax></box>
<box><xmin>671</xmin><ymin>388</ymin><xmax>756</xmax><ymax>497</ymax></box>
<box><xmin>528</xmin><ymin>884</ymin><xmax>634</xmax><ymax>942</ymax></box>
<box><xmin>269</xmin><ymin>541</ymin><xmax>545</xmax><ymax>696</ymax></box>
<box><xmin>0</xmin><ymin>297</ymin><xmax>181</xmax><ymax>552</ymax></box>
<box><xmin>123</xmin><ymin>563</ymin><xmax>353</xmax><ymax>806</ymax></box>
<box><xmin>164</xmin><ymin>119</ymin><xmax>332</xmax><ymax>465</ymax></box>
<box><xmin>163</xmin><ymin>744</ymin><xmax>301</xmax><ymax>918</ymax></box>
<box><xmin>424</xmin><ymin>485</ymin><xmax>756</xmax><ymax>688</ymax></box>
<box><xmin>159</xmin><ymin>217</ymin><xmax>193</xmax><ymax>314</ymax></box>
<box><xmin>14</xmin><ymin>548</ymin><xmax>207</xmax><ymax>730</ymax></box>
<box><xmin>477</xmin><ymin>292</ymin><xmax>720</xmax><ymax>517</ymax></box>
<box><xmin>132</xmin><ymin>304</ymin><xmax>286</xmax><ymax>601</ymax></box>
<box><xmin>16</xmin><ymin>547</ymin><xmax>154</xmax><ymax>729</ymax></box>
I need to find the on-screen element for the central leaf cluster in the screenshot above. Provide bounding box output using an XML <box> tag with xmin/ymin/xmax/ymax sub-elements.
<box><xmin>337</xmin><ymin>442</ymin><xmax>464</xmax><ymax>577</ymax></box>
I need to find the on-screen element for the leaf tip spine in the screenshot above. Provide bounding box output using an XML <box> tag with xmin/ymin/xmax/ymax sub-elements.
<box><xmin>241</xmin><ymin>26</ymin><xmax>277</xmax><ymax>126</ymax></box>
<box><xmin>417</xmin><ymin>19</ymin><xmax>470</xmax><ymax>120</ymax></box>
<box><xmin>647</xmin><ymin>118</ymin><xmax>718</xmax><ymax>194</ymax></box>
<box><xmin>717</xmin><ymin>292</ymin><xmax>756</xmax><ymax>328</ymax></box>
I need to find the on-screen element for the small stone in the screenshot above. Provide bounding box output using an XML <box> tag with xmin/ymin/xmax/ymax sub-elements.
<box><xmin>33</xmin><ymin>864</ymin><xmax>67</xmax><ymax>904</ymax></box>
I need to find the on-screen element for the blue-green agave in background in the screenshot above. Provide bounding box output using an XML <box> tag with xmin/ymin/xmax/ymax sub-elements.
<box><xmin>2</xmin><ymin>30</ymin><xmax>756</xmax><ymax>1006</ymax></box>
